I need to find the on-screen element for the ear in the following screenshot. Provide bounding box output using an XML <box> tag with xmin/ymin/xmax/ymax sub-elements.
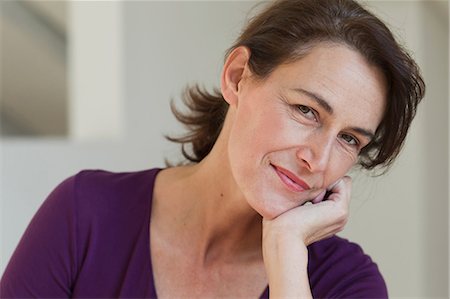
<box><xmin>220</xmin><ymin>46</ymin><xmax>251</xmax><ymax>107</ymax></box>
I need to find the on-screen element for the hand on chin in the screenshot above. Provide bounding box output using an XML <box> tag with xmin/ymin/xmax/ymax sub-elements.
<box><xmin>262</xmin><ymin>176</ymin><xmax>352</xmax><ymax>246</ymax></box>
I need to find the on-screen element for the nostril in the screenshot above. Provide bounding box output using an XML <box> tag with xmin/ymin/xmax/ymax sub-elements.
<box><xmin>300</xmin><ymin>159</ymin><xmax>312</xmax><ymax>171</ymax></box>
<box><xmin>296</xmin><ymin>147</ymin><xmax>314</xmax><ymax>171</ymax></box>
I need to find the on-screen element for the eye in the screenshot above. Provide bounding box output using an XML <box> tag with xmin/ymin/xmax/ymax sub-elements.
<box><xmin>296</xmin><ymin>105</ymin><xmax>317</xmax><ymax>121</ymax></box>
<box><xmin>339</xmin><ymin>133</ymin><xmax>359</xmax><ymax>146</ymax></box>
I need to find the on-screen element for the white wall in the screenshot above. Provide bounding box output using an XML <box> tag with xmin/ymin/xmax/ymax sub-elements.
<box><xmin>69</xmin><ymin>1</ymin><xmax>124</xmax><ymax>140</ymax></box>
<box><xmin>1</xmin><ymin>1</ymin><xmax>448</xmax><ymax>298</ymax></box>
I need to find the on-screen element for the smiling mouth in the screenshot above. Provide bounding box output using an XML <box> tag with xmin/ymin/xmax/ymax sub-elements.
<box><xmin>270</xmin><ymin>164</ymin><xmax>310</xmax><ymax>193</ymax></box>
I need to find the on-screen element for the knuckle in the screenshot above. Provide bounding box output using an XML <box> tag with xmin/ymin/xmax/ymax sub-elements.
<box><xmin>343</xmin><ymin>175</ymin><xmax>352</xmax><ymax>183</ymax></box>
<box><xmin>342</xmin><ymin>176</ymin><xmax>352</xmax><ymax>189</ymax></box>
<box><xmin>336</xmin><ymin>206</ymin><xmax>349</xmax><ymax>223</ymax></box>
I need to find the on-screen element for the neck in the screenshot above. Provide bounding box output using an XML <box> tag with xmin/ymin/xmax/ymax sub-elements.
<box><xmin>152</xmin><ymin>117</ymin><xmax>263</xmax><ymax>266</ymax></box>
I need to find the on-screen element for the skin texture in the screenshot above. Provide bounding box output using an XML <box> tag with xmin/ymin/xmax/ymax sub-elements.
<box><xmin>223</xmin><ymin>43</ymin><xmax>386</xmax><ymax>219</ymax></box>
<box><xmin>151</xmin><ymin>43</ymin><xmax>387</xmax><ymax>298</ymax></box>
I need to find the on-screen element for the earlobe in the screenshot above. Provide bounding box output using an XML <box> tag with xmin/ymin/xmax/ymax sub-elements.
<box><xmin>220</xmin><ymin>46</ymin><xmax>251</xmax><ymax>106</ymax></box>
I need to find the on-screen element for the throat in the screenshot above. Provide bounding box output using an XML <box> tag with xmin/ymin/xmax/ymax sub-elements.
<box><xmin>151</xmin><ymin>230</ymin><xmax>268</xmax><ymax>299</ymax></box>
<box><xmin>152</xmin><ymin>164</ymin><xmax>263</xmax><ymax>265</ymax></box>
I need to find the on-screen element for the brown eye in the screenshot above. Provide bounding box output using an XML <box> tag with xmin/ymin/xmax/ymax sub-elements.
<box><xmin>296</xmin><ymin>105</ymin><xmax>317</xmax><ymax>121</ymax></box>
<box><xmin>340</xmin><ymin>133</ymin><xmax>359</xmax><ymax>146</ymax></box>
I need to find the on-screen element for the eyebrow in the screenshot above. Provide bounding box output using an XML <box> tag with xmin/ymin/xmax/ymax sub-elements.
<box><xmin>292</xmin><ymin>88</ymin><xmax>334</xmax><ymax>114</ymax></box>
<box><xmin>291</xmin><ymin>88</ymin><xmax>375</xmax><ymax>141</ymax></box>
<box><xmin>351</xmin><ymin>127</ymin><xmax>375</xmax><ymax>141</ymax></box>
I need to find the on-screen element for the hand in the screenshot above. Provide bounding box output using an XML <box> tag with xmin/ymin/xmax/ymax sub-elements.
<box><xmin>262</xmin><ymin>175</ymin><xmax>352</xmax><ymax>246</ymax></box>
<box><xmin>261</xmin><ymin>176</ymin><xmax>352</xmax><ymax>298</ymax></box>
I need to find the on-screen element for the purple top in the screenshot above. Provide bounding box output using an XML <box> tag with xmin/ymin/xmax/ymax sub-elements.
<box><xmin>1</xmin><ymin>169</ymin><xmax>388</xmax><ymax>298</ymax></box>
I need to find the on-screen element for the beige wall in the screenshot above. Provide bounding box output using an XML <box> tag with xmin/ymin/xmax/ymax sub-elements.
<box><xmin>1</xmin><ymin>1</ymin><xmax>448</xmax><ymax>297</ymax></box>
<box><xmin>342</xmin><ymin>1</ymin><xmax>449</xmax><ymax>297</ymax></box>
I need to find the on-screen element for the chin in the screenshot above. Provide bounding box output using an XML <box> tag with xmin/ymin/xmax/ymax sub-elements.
<box><xmin>249</xmin><ymin>195</ymin><xmax>299</xmax><ymax>220</ymax></box>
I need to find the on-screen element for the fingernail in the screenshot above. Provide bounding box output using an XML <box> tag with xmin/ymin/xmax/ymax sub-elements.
<box><xmin>312</xmin><ymin>190</ymin><xmax>327</xmax><ymax>204</ymax></box>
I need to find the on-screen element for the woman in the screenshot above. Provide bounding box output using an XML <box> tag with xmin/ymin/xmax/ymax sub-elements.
<box><xmin>1</xmin><ymin>0</ymin><xmax>424</xmax><ymax>298</ymax></box>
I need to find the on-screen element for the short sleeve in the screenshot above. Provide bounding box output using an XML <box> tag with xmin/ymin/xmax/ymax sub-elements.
<box><xmin>0</xmin><ymin>175</ymin><xmax>78</xmax><ymax>298</ymax></box>
<box><xmin>327</xmin><ymin>244</ymin><xmax>388</xmax><ymax>299</ymax></box>
<box><xmin>308</xmin><ymin>236</ymin><xmax>388</xmax><ymax>299</ymax></box>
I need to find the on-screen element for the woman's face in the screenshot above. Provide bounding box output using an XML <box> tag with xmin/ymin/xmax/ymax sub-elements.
<box><xmin>226</xmin><ymin>43</ymin><xmax>386</xmax><ymax>219</ymax></box>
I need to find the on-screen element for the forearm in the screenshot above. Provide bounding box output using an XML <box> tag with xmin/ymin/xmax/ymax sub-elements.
<box><xmin>263</xmin><ymin>233</ymin><xmax>312</xmax><ymax>299</ymax></box>
<box><xmin>261</xmin><ymin>178</ymin><xmax>352</xmax><ymax>298</ymax></box>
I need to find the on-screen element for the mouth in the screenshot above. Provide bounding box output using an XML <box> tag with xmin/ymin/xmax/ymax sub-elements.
<box><xmin>270</xmin><ymin>163</ymin><xmax>310</xmax><ymax>193</ymax></box>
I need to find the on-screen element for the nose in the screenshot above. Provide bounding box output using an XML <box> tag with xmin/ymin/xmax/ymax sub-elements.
<box><xmin>296</xmin><ymin>133</ymin><xmax>334</xmax><ymax>173</ymax></box>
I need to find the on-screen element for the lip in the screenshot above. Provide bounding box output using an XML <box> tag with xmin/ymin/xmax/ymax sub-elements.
<box><xmin>270</xmin><ymin>163</ymin><xmax>310</xmax><ymax>192</ymax></box>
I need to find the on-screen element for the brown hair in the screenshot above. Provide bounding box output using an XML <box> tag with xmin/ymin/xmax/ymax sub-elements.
<box><xmin>168</xmin><ymin>0</ymin><xmax>425</xmax><ymax>170</ymax></box>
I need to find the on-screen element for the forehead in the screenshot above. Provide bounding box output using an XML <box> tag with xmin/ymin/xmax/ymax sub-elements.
<box><xmin>270</xmin><ymin>43</ymin><xmax>387</xmax><ymax>128</ymax></box>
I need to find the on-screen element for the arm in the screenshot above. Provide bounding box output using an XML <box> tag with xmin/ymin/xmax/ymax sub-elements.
<box><xmin>0</xmin><ymin>176</ymin><xmax>77</xmax><ymax>298</ymax></box>
<box><xmin>262</xmin><ymin>232</ymin><xmax>312</xmax><ymax>298</ymax></box>
<box><xmin>262</xmin><ymin>177</ymin><xmax>352</xmax><ymax>298</ymax></box>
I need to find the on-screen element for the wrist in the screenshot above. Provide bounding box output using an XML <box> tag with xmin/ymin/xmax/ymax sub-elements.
<box><xmin>263</xmin><ymin>235</ymin><xmax>311</xmax><ymax>298</ymax></box>
<box><xmin>262</xmin><ymin>217</ymin><xmax>309</xmax><ymax>247</ymax></box>
<box><xmin>263</xmin><ymin>234</ymin><xmax>309</xmax><ymax>268</ymax></box>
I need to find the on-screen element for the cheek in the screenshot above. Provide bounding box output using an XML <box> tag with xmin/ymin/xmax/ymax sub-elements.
<box><xmin>253</xmin><ymin>109</ymin><xmax>307</xmax><ymax>156</ymax></box>
<box><xmin>226</xmin><ymin>105</ymin><xmax>290</xmax><ymax>203</ymax></box>
<box><xmin>229</xmin><ymin>105</ymin><xmax>287</xmax><ymax>161</ymax></box>
<box><xmin>324</xmin><ymin>151</ymin><xmax>357</xmax><ymax>186</ymax></box>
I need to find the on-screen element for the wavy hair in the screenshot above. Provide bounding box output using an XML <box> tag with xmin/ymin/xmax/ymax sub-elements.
<box><xmin>167</xmin><ymin>0</ymin><xmax>425</xmax><ymax>170</ymax></box>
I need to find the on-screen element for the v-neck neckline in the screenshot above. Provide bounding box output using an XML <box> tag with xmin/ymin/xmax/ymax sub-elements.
<box><xmin>145</xmin><ymin>168</ymin><xmax>269</xmax><ymax>299</ymax></box>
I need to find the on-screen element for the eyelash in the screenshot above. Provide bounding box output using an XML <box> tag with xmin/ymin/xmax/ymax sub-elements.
<box><xmin>339</xmin><ymin>133</ymin><xmax>359</xmax><ymax>146</ymax></box>
<box><xmin>295</xmin><ymin>105</ymin><xmax>360</xmax><ymax>147</ymax></box>
<box><xmin>296</xmin><ymin>105</ymin><xmax>318</xmax><ymax>121</ymax></box>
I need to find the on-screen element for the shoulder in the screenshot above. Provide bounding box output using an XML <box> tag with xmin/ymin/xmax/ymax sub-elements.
<box><xmin>308</xmin><ymin>235</ymin><xmax>373</xmax><ymax>265</ymax></box>
<box><xmin>24</xmin><ymin>168</ymin><xmax>162</xmax><ymax>239</ymax></box>
<box><xmin>67</xmin><ymin>168</ymin><xmax>162</xmax><ymax>221</ymax></box>
<box><xmin>49</xmin><ymin>168</ymin><xmax>161</xmax><ymax>198</ymax></box>
<box><xmin>0</xmin><ymin>169</ymin><xmax>161</xmax><ymax>297</ymax></box>
<box><xmin>37</xmin><ymin>168</ymin><xmax>163</xmax><ymax>241</ymax></box>
<box><xmin>73</xmin><ymin>168</ymin><xmax>161</xmax><ymax>197</ymax></box>
<box><xmin>308</xmin><ymin>235</ymin><xmax>388</xmax><ymax>298</ymax></box>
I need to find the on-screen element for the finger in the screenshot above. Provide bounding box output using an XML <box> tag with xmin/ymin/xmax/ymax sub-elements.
<box><xmin>311</xmin><ymin>190</ymin><xmax>327</xmax><ymax>204</ymax></box>
<box><xmin>327</xmin><ymin>176</ymin><xmax>352</xmax><ymax>204</ymax></box>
